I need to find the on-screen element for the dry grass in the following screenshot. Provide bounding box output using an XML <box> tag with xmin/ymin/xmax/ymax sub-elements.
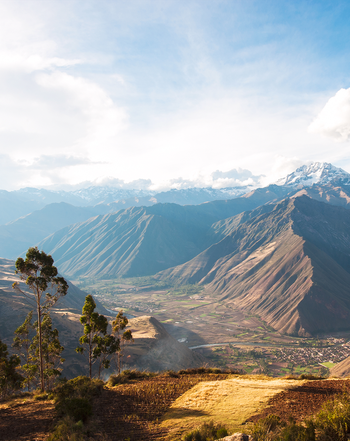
<box><xmin>160</xmin><ymin>375</ymin><xmax>304</xmax><ymax>440</ymax></box>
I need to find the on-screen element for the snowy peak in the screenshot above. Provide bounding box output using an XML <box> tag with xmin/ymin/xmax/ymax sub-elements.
<box><xmin>276</xmin><ymin>162</ymin><xmax>350</xmax><ymax>187</ymax></box>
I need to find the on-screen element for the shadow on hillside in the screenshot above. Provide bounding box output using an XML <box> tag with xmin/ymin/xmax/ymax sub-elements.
<box><xmin>163</xmin><ymin>323</ymin><xmax>208</xmax><ymax>347</ymax></box>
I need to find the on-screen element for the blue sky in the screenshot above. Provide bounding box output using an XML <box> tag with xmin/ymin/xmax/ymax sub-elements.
<box><xmin>0</xmin><ymin>0</ymin><xmax>349</xmax><ymax>190</ymax></box>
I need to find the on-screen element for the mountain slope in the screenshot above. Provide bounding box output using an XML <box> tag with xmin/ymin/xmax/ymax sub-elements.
<box><xmin>37</xmin><ymin>187</ymin><xmax>290</xmax><ymax>279</ymax></box>
<box><xmin>38</xmin><ymin>206</ymin><xmax>208</xmax><ymax>278</ymax></box>
<box><xmin>0</xmin><ymin>203</ymin><xmax>99</xmax><ymax>259</ymax></box>
<box><xmin>157</xmin><ymin>196</ymin><xmax>350</xmax><ymax>336</ymax></box>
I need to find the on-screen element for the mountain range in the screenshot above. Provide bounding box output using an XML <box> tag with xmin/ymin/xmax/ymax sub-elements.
<box><xmin>1</xmin><ymin>161</ymin><xmax>350</xmax><ymax>337</ymax></box>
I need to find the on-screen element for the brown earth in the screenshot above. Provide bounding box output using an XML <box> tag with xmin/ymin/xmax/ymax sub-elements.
<box><xmin>0</xmin><ymin>396</ymin><xmax>55</xmax><ymax>441</ymax></box>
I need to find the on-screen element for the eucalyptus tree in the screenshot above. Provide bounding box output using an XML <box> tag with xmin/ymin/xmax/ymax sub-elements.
<box><xmin>112</xmin><ymin>311</ymin><xmax>134</xmax><ymax>374</ymax></box>
<box><xmin>76</xmin><ymin>294</ymin><xmax>117</xmax><ymax>379</ymax></box>
<box><xmin>12</xmin><ymin>247</ymin><xmax>68</xmax><ymax>392</ymax></box>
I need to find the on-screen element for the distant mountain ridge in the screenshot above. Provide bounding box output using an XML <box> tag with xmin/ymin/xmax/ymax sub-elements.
<box><xmin>275</xmin><ymin>162</ymin><xmax>350</xmax><ymax>187</ymax></box>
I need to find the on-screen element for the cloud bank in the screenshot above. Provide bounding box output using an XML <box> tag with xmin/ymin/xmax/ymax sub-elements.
<box><xmin>309</xmin><ymin>88</ymin><xmax>350</xmax><ymax>141</ymax></box>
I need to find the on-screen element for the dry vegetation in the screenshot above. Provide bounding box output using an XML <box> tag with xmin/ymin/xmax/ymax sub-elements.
<box><xmin>160</xmin><ymin>375</ymin><xmax>303</xmax><ymax>439</ymax></box>
<box><xmin>2</xmin><ymin>372</ymin><xmax>350</xmax><ymax>441</ymax></box>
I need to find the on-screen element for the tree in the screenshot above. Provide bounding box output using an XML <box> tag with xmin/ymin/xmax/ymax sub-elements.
<box><xmin>0</xmin><ymin>339</ymin><xmax>23</xmax><ymax>398</ymax></box>
<box><xmin>12</xmin><ymin>247</ymin><xmax>68</xmax><ymax>392</ymax></box>
<box><xmin>31</xmin><ymin>313</ymin><xmax>65</xmax><ymax>390</ymax></box>
<box><xmin>76</xmin><ymin>295</ymin><xmax>113</xmax><ymax>379</ymax></box>
<box><xmin>112</xmin><ymin>311</ymin><xmax>134</xmax><ymax>374</ymax></box>
<box><xmin>12</xmin><ymin>311</ymin><xmax>36</xmax><ymax>391</ymax></box>
<box><xmin>94</xmin><ymin>334</ymin><xmax>119</xmax><ymax>379</ymax></box>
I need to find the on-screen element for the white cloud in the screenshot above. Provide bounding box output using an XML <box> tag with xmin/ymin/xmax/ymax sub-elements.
<box><xmin>0</xmin><ymin>52</ymin><xmax>81</xmax><ymax>73</ymax></box>
<box><xmin>308</xmin><ymin>88</ymin><xmax>350</xmax><ymax>141</ymax></box>
<box><xmin>36</xmin><ymin>71</ymin><xmax>128</xmax><ymax>146</ymax></box>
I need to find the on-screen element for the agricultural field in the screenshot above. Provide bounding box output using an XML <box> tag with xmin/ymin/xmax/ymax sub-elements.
<box><xmin>77</xmin><ymin>277</ymin><xmax>350</xmax><ymax>377</ymax></box>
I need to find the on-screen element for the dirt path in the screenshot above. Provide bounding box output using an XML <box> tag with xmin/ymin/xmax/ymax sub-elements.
<box><xmin>0</xmin><ymin>397</ymin><xmax>55</xmax><ymax>441</ymax></box>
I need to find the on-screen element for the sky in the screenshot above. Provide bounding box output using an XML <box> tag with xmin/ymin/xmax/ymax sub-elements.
<box><xmin>0</xmin><ymin>0</ymin><xmax>350</xmax><ymax>191</ymax></box>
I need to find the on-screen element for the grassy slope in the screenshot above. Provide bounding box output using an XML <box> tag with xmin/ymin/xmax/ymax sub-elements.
<box><xmin>161</xmin><ymin>375</ymin><xmax>303</xmax><ymax>439</ymax></box>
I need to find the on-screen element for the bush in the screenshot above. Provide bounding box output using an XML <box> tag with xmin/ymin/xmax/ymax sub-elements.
<box><xmin>251</xmin><ymin>415</ymin><xmax>315</xmax><ymax>441</ymax></box>
<box><xmin>183</xmin><ymin>421</ymin><xmax>228</xmax><ymax>441</ymax></box>
<box><xmin>298</xmin><ymin>374</ymin><xmax>325</xmax><ymax>381</ymax></box>
<box><xmin>55</xmin><ymin>397</ymin><xmax>92</xmax><ymax>423</ymax></box>
<box><xmin>107</xmin><ymin>370</ymin><xmax>156</xmax><ymax>386</ymax></box>
<box><xmin>163</xmin><ymin>370</ymin><xmax>179</xmax><ymax>378</ymax></box>
<box><xmin>47</xmin><ymin>416</ymin><xmax>86</xmax><ymax>441</ymax></box>
<box><xmin>315</xmin><ymin>393</ymin><xmax>350</xmax><ymax>441</ymax></box>
<box><xmin>251</xmin><ymin>414</ymin><xmax>284</xmax><ymax>440</ymax></box>
<box><xmin>53</xmin><ymin>376</ymin><xmax>103</xmax><ymax>402</ymax></box>
<box><xmin>52</xmin><ymin>376</ymin><xmax>103</xmax><ymax>424</ymax></box>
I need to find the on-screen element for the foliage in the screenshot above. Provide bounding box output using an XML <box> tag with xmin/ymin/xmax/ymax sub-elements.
<box><xmin>53</xmin><ymin>376</ymin><xmax>104</xmax><ymax>402</ymax></box>
<box><xmin>12</xmin><ymin>310</ymin><xmax>37</xmax><ymax>391</ymax></box>
<box><xmin>251</xmin><ymin>414</ymin><xmax>315</xmax><ymax>441</ymax></box>
<box><xmin>76</xmin><ymin>295</ymin><xmax>115</xmax><ymax>379</ymax></box>
<box><xmin>93</xmin><ymin>334</ymin><xmax>119</xmax><ymax>379</ymax></box>
<box><xmin>55</xmin><ymin>397</ymin><xmax>93</xmax><ymax>423</ymax></box>
<box><xmin>0</xmin><ymin>339</ymin><xmax>23</xmax><ymax>398</ymax></box>
<box><xmin>31</xmin><ymin>313</ymin><xmax>65</xmax><ymax>390</ymax></box>
<box><xmin>251</xmin><ymin>392</ymin><xmax>350</xmax><ymax>441</ymax></box>
<box><xmin>183</xmin><ymin>421</ymin><xmax>228</xmax><ymax>441</ymax></box>
<box><xmin>13</xmin><ymin>247</ymin><xmax>68</xmax><ymax>392</ymax></box>
<box><xmin>47</xmin><ymin>416</ymin><xmax>86</xmax><ymax>441</ymax></box>
<box><xmin>314</xmin><ymin>393</ymin><xmax>350</xmax><ymax>441</ymax></box>
<box><xmin>53</xmin><ymin>376</ymin><xmax>103</xmax><ymax>424</ymax></box>
<box><xmin>111</xmin><ymin>311</ymin><xmax>133</xmax><ymax>374</ymax></box>
<box><xmin>107</xmin><ymin>369</ymin><xmax>156</xmax><ymax>386</ymax></box>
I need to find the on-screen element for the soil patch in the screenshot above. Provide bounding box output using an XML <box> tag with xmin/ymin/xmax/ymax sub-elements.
<box><xmin>0</xmin><ymin>397</ymin><xmax>55</xmax><ymax>440</ymax></box>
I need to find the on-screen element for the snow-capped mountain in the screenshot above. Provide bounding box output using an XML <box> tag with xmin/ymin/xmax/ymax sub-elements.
<box><xmin>275</xmin><ymin>162</ymin><xmax>350</xmax><ymax>187</ymax></box>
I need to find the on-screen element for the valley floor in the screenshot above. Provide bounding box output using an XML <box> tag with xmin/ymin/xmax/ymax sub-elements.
<box><xmin>78</xmin><ymin>277</ymin><xmax>350</xmax><ymax>377</ymax></box>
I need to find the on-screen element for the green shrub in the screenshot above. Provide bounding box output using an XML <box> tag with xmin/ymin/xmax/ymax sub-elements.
<box><xmin>251</xmin><ymin>414</ymin><xmax>284</xmax><ymax>440</ymax></box>
<box><xmin>53</xmin><ymin>376</ymin><xmax>103</xmax><ymax>402</ymax></box>
<box><xmin>55</xmin><ymin>397</ymin><xmax>92</xmax><ymax>423</ymax></box>
<box><xmin>47</xmin><ymin>416</ymin><xmax>86</xmax><ymax>441</ymax></box>
<box><xmin>183</xmin><ymin>420</ymin><xmax>228</xmax><ymax>441</ymax></box>
<box><xmin>107</xmin><ymin>369</ymin><xmax>156</xmax><ymax>386</ymax></box>
<box><xmin>52</xmin><ymin>376</ymin><xmax>102</xmax><ymax>424</ymax></box>
<box><xmin>277</xmin><ymin>419</ymin><xmax>315</xmax><ymax>441</ymax></box>
<box><xmin>315</xmin><ymin>393</ymin><xmax>350</xmax><ymax>441</ymax></box>
<box><xmin>298</xmin><ymin>374</ymin><xmax>324</xmax><ymax>381</ymax></box>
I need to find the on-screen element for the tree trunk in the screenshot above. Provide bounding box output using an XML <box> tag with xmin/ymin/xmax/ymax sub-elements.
<box><xmin>89</xmin><ymin>333</ymin><xmax>92</xmax><ymax>379</ymax></box>
<box><xmin>37</xmin><ymin>302</ymin><xmax>44</xmax><ymax>392</ymax></box>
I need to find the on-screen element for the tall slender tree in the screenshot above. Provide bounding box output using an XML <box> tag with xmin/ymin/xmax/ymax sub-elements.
<box><xmin>112</xmin><ymin>311</ymin><xmax>134</xmax><ymax>374</ymax></box>
<box><xmin>31</xmin><ymin>313</ymin><xmax>65</xmax><ymax>390</ymax></box>
<box><xmin>12</xmin><ymin>247</ymin><xmax>68</xmax><ymax>392</ymax></box>
<box><xmin>76</xmin><ymin>295</ymin><xmax>112</xmax><ymax>379</ymax></box>
<box><xmin>12</xmin><ymin>311</ymin><xmax>36</xmax><ymax>391</ymax></box>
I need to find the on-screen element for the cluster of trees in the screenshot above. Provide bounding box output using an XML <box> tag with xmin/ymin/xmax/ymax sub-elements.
<box><xmin>0</xmin><ymin>247</ymin><xmax>133</xmax><ymax>397</ymax></box>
